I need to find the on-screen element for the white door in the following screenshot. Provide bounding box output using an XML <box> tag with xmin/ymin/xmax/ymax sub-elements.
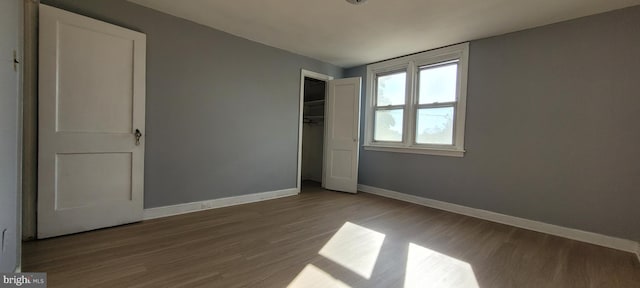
<box><xmin>38</xmin><ymin>5</ymin><xmax>146</xmax><ymax>238</ymax></box>
<box><xmin>323</xmin><ymin>77</ymin><xmax>361</xmax><ymax>193</ymax></box>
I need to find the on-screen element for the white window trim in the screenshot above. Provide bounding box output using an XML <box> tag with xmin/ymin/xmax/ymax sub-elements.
<box><xmin>364</xmin><ymin>43</ymin><xmax>469</xmax><ymax>157</ymax></box>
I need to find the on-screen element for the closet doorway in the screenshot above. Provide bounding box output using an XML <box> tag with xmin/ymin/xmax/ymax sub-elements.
<box><xmin>297</xmin><ymin>70</ymin><xmax>332</xmax><ymax>191</ymax></box>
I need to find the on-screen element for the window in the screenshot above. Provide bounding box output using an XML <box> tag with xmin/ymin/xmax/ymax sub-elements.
<box><xmin>364</xmin><ymin>43</ymin><xmax>469</xmax><ymax>157</ymax></box>
<box><xmin>373</xmin><ymin>71</ymin><xmax>406</xmax><ymax>142</ymax></box>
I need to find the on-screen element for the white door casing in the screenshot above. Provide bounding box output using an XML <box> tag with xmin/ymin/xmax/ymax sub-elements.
<box><xmin>324</xmin><ymin>77</ymin><xmax>361</xmax><ymax>193</ymax></box>
<box><xmin>0</xmin><ymin>0</ymin><xmax>22</xmax><ymax>272</ymax></box>
<box><xmin>38</xmin><ymin>5</ymin><xmax>146</xmax><ymax>238</ymax></box>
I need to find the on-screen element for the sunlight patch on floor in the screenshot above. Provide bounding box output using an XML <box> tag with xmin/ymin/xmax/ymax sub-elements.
<box><xmin>288</xmin><ymin>264</ymin><xmax>351</xmax><ymax>288</ymax></box>
<box><xmin>318</xmin><ymin>222</ymin><xmax>386</xmax><ymax>279</ymax></box>
<box><xmin>404</xmin><ymin>243</ymin><xmax>479</xmax><ymax>288</ymax></box>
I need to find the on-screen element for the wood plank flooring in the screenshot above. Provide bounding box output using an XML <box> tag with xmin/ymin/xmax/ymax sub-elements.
<box><xmin>23</xmin><ymin>184</ymin><xmax>640</xmax><ymax>287</ymax></box>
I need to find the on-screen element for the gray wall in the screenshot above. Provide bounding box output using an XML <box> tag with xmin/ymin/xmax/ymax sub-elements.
<box><xmin>0</xmin><ymin>0</ymin><xmax>21</xmax><ymax>272</ymax></box>
<box><xmin>346</xmin><ymin>6</ymin><xmax>640</xmax><ymax>242</ymax></box>
<box><xmin>41</xmin><ymin>0</ymin><xmax>343</xmax><ymax>208</ymax></box>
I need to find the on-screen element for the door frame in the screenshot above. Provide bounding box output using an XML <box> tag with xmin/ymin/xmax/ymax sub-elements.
<box><xmin>1</xmin><ymin>0</ymin><xmax>24</xmax><ymax>272</ymax></box>
<box><xmin>22</xmin><ymin>0</ymin><xmax>37</xmax><ymax>241</ymax></box>
<box><xmin>297</xmin><ymin>69</ymin><xmax>332</xmax><ymax>193</ymax></box>
<box><xmin>16</xmin><ymin>0</ymin><xmax>23</xmax><ymax>271</ymax></box>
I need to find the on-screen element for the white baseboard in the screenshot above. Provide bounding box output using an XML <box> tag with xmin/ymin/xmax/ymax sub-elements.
<box><xmin>143</xmin><ymin>188</ymin><xmax>299</xmax><ymax>220</ymax></box>
<box><xmin>358</xmin><ymin>184</ymin><xmax>639</xmax><ymax>254</ymax></box>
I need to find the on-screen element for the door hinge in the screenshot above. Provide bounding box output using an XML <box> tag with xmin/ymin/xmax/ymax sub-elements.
<box><xmin>13</xmin><ymin>50</ymin><xmax>20</xmax><ymax>72</ymax></box>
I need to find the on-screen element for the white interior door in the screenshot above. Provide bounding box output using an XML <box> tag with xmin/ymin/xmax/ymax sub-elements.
<box><xmin>38</xmin><ymin>4</ymin><xmax>146</xmax><ymax>238</ymax></box>
<box><xmin>323</xmin><ymin>77</ymin><xmax>361</xmax><ymax>193</ymax></box>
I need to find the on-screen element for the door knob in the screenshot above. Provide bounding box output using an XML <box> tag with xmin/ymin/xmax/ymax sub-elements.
<box><xmin>135</xmin><ymin>129</ymin><xmax>142</xmax><ymax>145</ymax></box>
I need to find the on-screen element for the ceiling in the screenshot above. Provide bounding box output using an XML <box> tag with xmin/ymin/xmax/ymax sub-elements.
<box><xmin>129</xmin><ymin>0</ymin><xmax>640</xmax><ymax>68</ymax></box>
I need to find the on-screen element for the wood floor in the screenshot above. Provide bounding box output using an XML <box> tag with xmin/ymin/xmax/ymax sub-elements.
<box><xmin>23</xmin><ymin>184</ymin><xmax>640</xmax><ymax>288</ymax></box>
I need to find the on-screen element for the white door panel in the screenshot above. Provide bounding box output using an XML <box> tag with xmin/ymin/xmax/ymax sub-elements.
<box><xmin>57</xmin><ymin>22</ymin><xmax>135</xmax><ymax>134</ymax></box>
<box><xmin>55</xmin><ymin>153</ymin><xmax>133</xmax><ymax>210</ymax></box>
<box><xmin>38</xmin><ymin>4</ymin><xmax>146</xmax><ymax>238</ymax></box>
<box><xmin>324</xmin><ymin>78</ymin><xmax>361</xmax><ymax>193</ymax></box>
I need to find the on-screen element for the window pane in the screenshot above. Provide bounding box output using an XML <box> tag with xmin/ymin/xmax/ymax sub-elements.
<box><xmin>419</xmin><ymin>63</ymin><xmax>457</xmax><ymax>104</ymax></box>
<box><xmin>374</xmin><ymin>109</ymin><xmax>403</xmax><ymax>142</ymax></box>
<box><xmin>416</xmin><ymin>107</ymin><xmax>454</xmax><ymax>145</ymax></box>
<box><xmin>376</xmin><ymin>72</ymin><xmax>406</xmax><ymax>106</ymax></box>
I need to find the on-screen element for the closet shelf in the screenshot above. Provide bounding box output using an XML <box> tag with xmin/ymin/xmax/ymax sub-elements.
<box><xmin>304</xmin><ymin>100</ymin><xmax>325</xmax><ymax>106</ymax></box>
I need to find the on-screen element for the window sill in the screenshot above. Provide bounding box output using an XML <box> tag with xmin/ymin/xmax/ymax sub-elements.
<box><xmin>363</xmin><ymin>145</ymin><xmax>465</xmax><ymax>157</ymax></box>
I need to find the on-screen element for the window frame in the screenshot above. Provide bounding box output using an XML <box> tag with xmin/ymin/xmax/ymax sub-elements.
<box><xmin>364</xmin><ymin>43</ymin><xmax>469</xmax><ymax>157</ymax></box>
<box><xmin>372</xmin><ymin>69</ymin><xmax>408</xmax><ymax>143</ymax></box>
